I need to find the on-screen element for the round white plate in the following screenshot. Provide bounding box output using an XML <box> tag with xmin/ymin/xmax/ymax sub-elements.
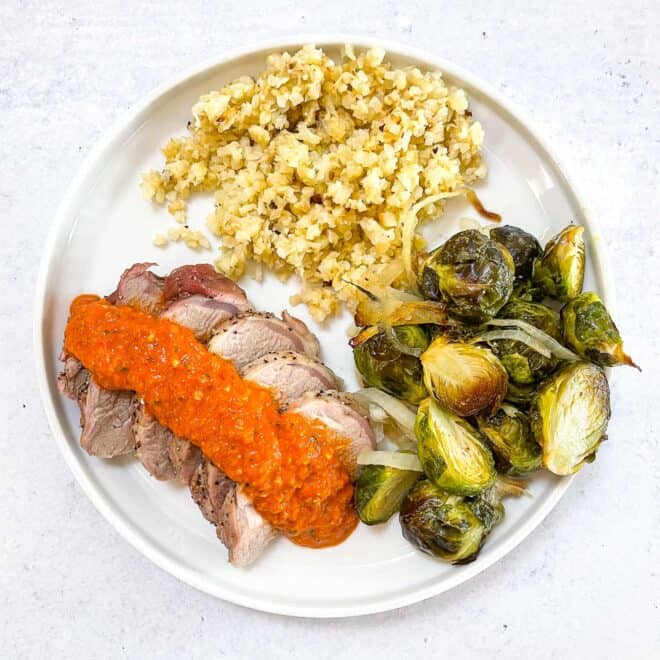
<box><xmin>34</xmin><ymin>36</ymin><xmax>612</xmax><ymax>617</ymax></box>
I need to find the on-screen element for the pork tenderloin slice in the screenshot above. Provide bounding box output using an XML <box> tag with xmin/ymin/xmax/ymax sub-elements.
<box><xmin>190</xmin><ymin>461</ymin><xmax>216</xmax><ymax>524</ymax></box>
<box><xmin>160</xmin><ymin>295</ymin><xmax>240</xmax><ymax>341</ymax></box>
<box><xmin>279</xmin><ymin>311</ymin><xmax>321</xmax><ymax>357</ymax></box>
<box><xmin>106</xmin><ymin>262</ymin><xmax>165</xmax><ymax>314</ymax></box>
<box><xmin>208</xmin><ymin>312</ymin><xmax>320</xmax><ymax>370</ymax></box>
<box><xmin>241</xmin><ymin>351</ymin><xmax>342</xmax><ymax>406</ymax></box>
<box><xmin>163</xmin><ymin>264</ymin><xmax>251</xmax><ymax>313</ymax></box>
<box><xmin>169</xmin><ymin>436</ymin><xmax>202</xmax><ymax>485</ymax></box>
<box><xmin>133</xmin><ymin>405</ymin><xmax>178</xmax><ymax>480</ymax></box>
<box><xmin>79</xmin><ymin>378</ymin><xmax>137</xmax><ymax>458</ymax></box>
<box><xmin>205</xmin><ymin>462</ymin><xmax>234</xmax><ymax>519</ymax></box>
<box><xmin>216</xmin><ymin>485</ymin><xmax>277</xmax><ymax>567</ymax></box>
<box><xmin>57</xmin><ymin>353</ymin><xmax>90</xmax><ymax>400</ymax></box>
<box><xmin>190</xmin><ymin>459</ymin><xmax>235</xmax><ymax>525</ymax></box>
<box><xmin>287</xmin><ymin>390</ymin><xmax>377</xmax><ymax>479</ymax></box>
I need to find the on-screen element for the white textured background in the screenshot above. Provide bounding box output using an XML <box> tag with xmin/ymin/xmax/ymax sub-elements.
<box><xmin>1</xmin><ymin>1</ymin><xmax>658</xmax><ymax>658</ymax></box>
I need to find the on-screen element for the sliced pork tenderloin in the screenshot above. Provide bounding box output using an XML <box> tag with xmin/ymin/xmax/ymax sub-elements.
<box><xmin>190</xmin><ymin>460</ymin><xmax>217</xmax><ymax>524</ymax></box>
<box><xmin>60</xmin><ymin>263</ymin><xmax>351</xmax><ymax>568</ymax></box>
<box><xmin>208</xmin><ymin>311</ymin><xmax>320</xmax><ymax>370</ymax></box>
<box><xmin>133</xmin><ymin>405</ymin><xmax>178</xmax><ymax>480</ymax></box>
<box><xmin>161</xmin><ymin>295</ymin><xmax>244</xmax><ymax>341</ymax></box>
<box><xmin>190</xmin><ymin>459</ymin><xmax>235</xmax><ymax>525</ymax></box>
<box><xmin>169</xmin><ymin>436</ymin><xmax>202</xmax><ymax>485</ymax></box>
<box><xmin>79</xmin><ymin>378</ymin><xmax>137</xmax><ymax>458</ymax></box>
<box><xmin>57</xmin><ymin>353</ymin><xmax>89</xmax><ymax>400</ymax></box>
<box><xmin>280</xmin><ymin>311</ymin><xmax>320</xmax><ymax>356</ymax></box>
<box><xmin>206</xmin><ymin>462</ymin><xmax>234</xmax><ymax>514</ymax></box>
<box><xmin>216</xmin><ymin>485</ymin><xmax>277</xmax><ymax>567</ymax></box>
<box><xmin>287</xmin><ymin>390</ymin><xmax>377</xmax><ymax>478</ymax></box>
<box><xmin>163</xmin><ymin>264</ymin><xmax>251</xmax><ymax>311</ymax></box>
<box><xmin>160</xmin><ymin>264</ymin><xmax>252</xmax><ymax>340</ymax></box>
<box><xmin>106</xmin><ymin>262</ymin><xmax>165</xmax><ymax>314</ymax></box>
<box><xmin>241</xmin><ymin>351</ymin><xmax>341</xmax><ymax>406</ymax></box>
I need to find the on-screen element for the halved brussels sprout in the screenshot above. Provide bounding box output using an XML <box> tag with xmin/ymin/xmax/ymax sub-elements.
<box><xmin>561</xmin><ymin>292</ymin><xmax>638</xmax><ymax>369</ymax></box>
<box><xmin>415</xmin><ymin>398</ymin><xmax>496</xmax><ymax>495</ymax></box>
<box><xmin>400</xmin><ymin>479</ymin><xmax>504</xmax><ymax>564</ymax></box>
<box><xmin>490</xmin><ymin>225</ymin><xmax>542</xmax><ymax>282</ymax></box>
<box><xmin>353</xmin><ymin>325</ymin><xmax>429</xmax><ymax>404</ymax></box>
<box><xmin>530</xmin><ymin>361</ymin><xmax>611</xmax><ymax>475</ymax></box>
<box><xmin>491</xmin><ymin>300</ymin><xmax>562</xmax><ymax>385</ymax></box>
<box><xmin>533</xmin><ymin>225</ymin><xmax>585</xmax><ymax>301</ymax></box>
<box><xmin>477</xmin><ymin>406</ymin><xmax>541</xmax><ymax>475</ymax></box>
<box><xmin>355</xmin><ymin>463</ymin><xmax>421</xmax><ymax>525</ymax></box>
<box><xmin>418</xmin><ymin>230</ymin><xmax>515</xmax><ymax>322</ymax></box>
<box><xmin>420</xmin><ymin>336</ymin><xmax>508</xmax><ymax>416</ymax></box>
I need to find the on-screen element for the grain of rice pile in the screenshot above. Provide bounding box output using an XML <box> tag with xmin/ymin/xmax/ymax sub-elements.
<box><xmin>141</xmin><ymin>45</ymin><xmax>486</xmax><ymax>320</ymax></box>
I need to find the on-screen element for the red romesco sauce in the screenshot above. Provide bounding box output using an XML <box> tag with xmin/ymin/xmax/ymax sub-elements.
<box><xmin>64</xmin><ymin>295</ymin><xmax>358</xmax><ymax>547</ymax></box>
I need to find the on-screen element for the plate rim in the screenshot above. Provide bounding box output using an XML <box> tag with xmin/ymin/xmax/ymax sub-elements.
<box><xmin>33</xmin><ymin>33</ymin><xmax>613</xmax><ymax>618</ymax></box>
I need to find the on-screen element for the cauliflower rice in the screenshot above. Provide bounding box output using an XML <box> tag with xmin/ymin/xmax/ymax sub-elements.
<box><xmin>141</xmin><ymin>44</ymin><xmax>486</xmax><ymax>321</ymax></box>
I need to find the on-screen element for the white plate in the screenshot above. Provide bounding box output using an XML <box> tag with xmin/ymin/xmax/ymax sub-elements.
<box><xmin>34</xmin><ymin>36</ymin><xmax>612</xmax><ymax>617</ymax></box>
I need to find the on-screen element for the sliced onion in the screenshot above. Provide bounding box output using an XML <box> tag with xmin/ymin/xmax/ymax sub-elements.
<box><xmin>348</xmin><ymin>278</ymin><xmax>454</xmax><ymax>329</ymax></box>
<box><xmin>357</xmin><ymin>449</ymin><xmax>423</xmax><ymax>472</ymax></box>
<box><xmin>495</xmin><ymin>475</ymin><xmax>532</xmax><ymax>499</ymax></box>
<box><xmin>387</xmin><ymin>300</ymin><xmax>454</xmax><ymax>327</ymax></box>
<box><xmin>464</xmin><ymin>189</ymin><xmax>502</xmax><ymax>222</ymax></box>
<box><xmin>402</xmin><ymin>190</ymin><xmax>463</xmax><ymax>290</ymax></box>
<box><xmin>486</xmin><ymin>318</ymin><xmax>579</xmax><ymax>361</ymax></box>
<box><xmin>375</xmin><ymin>260</ymin><xmax>405</xmax><ymax>288</ymax></box>
<box><xmin>458</xmin><ymin>216</ymin><xmax>484</xmax><ymax>232</ymax></box>
<box><xmin>353</xmin><ymin>388</ymin><xmax>417</xmax><ymax>436</ymax></box>
<box><xmin>369</xmin><ymin>420</ymin><xmax>387</xmax><ymax>445</ymax></box>
<box><xmin>349</xmin><ymin>325</ymin><xmax>380</xmax><ymax>348</ymax></box>
<box><xmin>376</xmin><ymin>431</ymin><xmax>416</xmax><ymax>453</ymax></box>
<box><xmin>500</xmin><ymin>402</ymin><xmax>521</xmax><ymax>417</ymax></box>
<box><xmin>384</xmin><ymin>286</ymin><xmax>422</xmax><ymax>303</ymax></box>
<box><xmin>365</xmin><ymin>403</ymin><xmax>389</xmax><ymax>423</ymax></box>
<box><xmin>470</xmin><ymin>329</ymin><xmax>553</xmax><ymax>359</ymax></box>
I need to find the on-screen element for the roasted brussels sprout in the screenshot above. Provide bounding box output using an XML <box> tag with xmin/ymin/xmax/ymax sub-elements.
<box><xmin>510</xmin><ymin>278</ymin><xmax>542</xmax><ymax>303</ymax></box>
<box><xmin>530</xmin><ymin>361</ymin><xmax>611</xmax><ymax>475</ymax></box>
<box><xmin>561</xmin><ymin>292</ymin><xmax>638</xmax><ymax>369</ymax></box>
<box><xmin>355</xmin><ymin>463</ymin><xmax>421</xmax><ymax>525</ymax></box>
<box><xmin>418</xmin><ymin>230</ymin><xmax>515</xmax><ymax>322</ymax></box>
<box><xmin>477</xmin><ymin>406</ymin><xmax>541</xmax><ymax>475</ymax></box>
<box><xmin>504</xmin><ymin>380</ymin><xmax>536</xmax><ymax>406</ymax></box>
<box><xmin>415</xmin><ymin>398</ymin><xmax>496</xmax><ymax>495</ymax></box>
<box><xmin>491</xmin><ymin>300</ymin><xmax>562</xmax><ymax>385</ymax></box>
<box><xmin>354</xmin><ymin>325</ymin><xmax>429</xmax><ymax>404</ymax></box>
<box><xmin>490</xmin><ymin>225</ymin><xmax>542</xmax><ymax>282</ymax></box>
<box><xmin>533</xmin><ymin>225</ymin><xmax>585</xmax><ymax>301</ymax></box>
<box><xmin>400</xmin><ymin>479</ymin><xmax>504</xmax><ymax>563</ymax></box>
<box><xmin>420</xmin><ymin>336</ymin><xmax>508</xmax><ymax>416</ymax></box>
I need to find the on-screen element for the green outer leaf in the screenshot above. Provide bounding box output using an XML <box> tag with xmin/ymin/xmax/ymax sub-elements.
<box><xmin>477</xmin><ymin>407</ymin><xmax>542</xmax><ymax>475</ymax></box>
<box><xmin>561</xmin><ymin>291</ymin><xmax>637</xmax><ymax>368</ymax></box>
<box><xmin>353</xmin><ymin>326</ymin><xmax>429</xmax><ymax>404</ymax></box>
<box><xmin>530</xmin><ymin>361</ymin><xmax>611</xmax><ymax>475</ymax></box>
<box><xmin>355</xmin><ymin>464</ymin><xmax>421</xmax><ymax>525</ymax></box>
<box><xmin>415</xmin><ymin>398</ymin><xmax>496</xmax><ymax>495</ymax></box>
<box><xmin>532</xmin><ymin>225</ymin><xmax>585</xmax><ymax>301</ymax></box>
